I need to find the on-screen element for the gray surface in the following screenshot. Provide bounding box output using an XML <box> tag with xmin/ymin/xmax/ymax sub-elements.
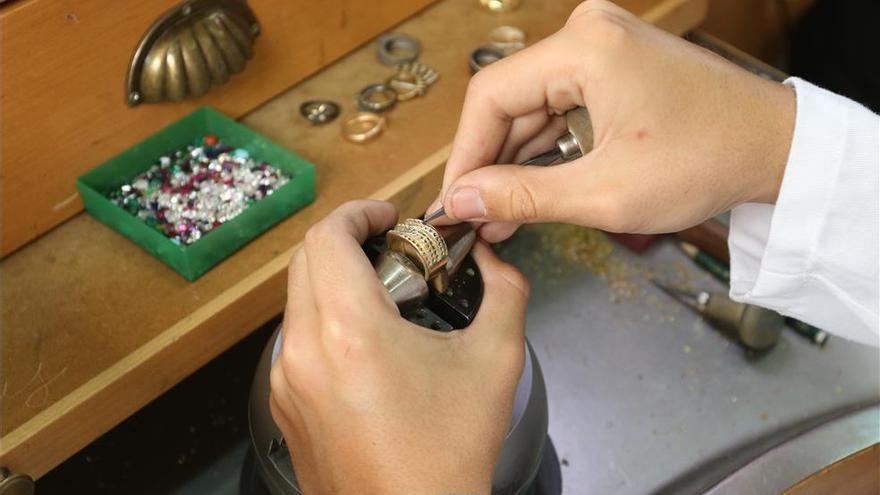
<box><xmin>707</xmin><ymin>406</ymin><xmax>879</xmax><ymax>495</ymax></box>
<box><xmin>498</xmin><ymin>225</ymin><xmax>880</xmax><ymax>495</ymax></box>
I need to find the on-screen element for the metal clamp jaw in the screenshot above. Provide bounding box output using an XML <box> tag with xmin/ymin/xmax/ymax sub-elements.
<box><xmin>371</xmin><ymin>220</ymin><xmax>479</xmax><ymax>330</ymax></box>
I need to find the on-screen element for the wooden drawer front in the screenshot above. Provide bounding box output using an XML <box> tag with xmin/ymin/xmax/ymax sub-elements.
<box><xmin>0</xmin><ymin>0</ymin><xmax>435</xmax><ymax>256</ymax></box>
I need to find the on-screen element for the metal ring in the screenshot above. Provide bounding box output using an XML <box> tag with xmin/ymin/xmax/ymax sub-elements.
<box><xmin>376</xmin><ymin>33</ymin><xmax>421</xmax><ymax>65</ymax></box>
<box><xmin>299</xmin><ymin>100</ymin><xmax>340</xmax><ymax>124</ymax></box>
<box><xmin>489</xmin><ymin>25</ymin><xmax>526</xmax><ymax>54</ymax></box>
<box><xmin>469</xmin><ymin>46</ymin><xmax>505</xmax><ymax>74</ymax></box>
<box><xmin>386</xmin><ymin>76</ymin><xmax>425</xmax><ymax>101</ymax></box>
<box><xmin>479</xmin><ymin>0</ymin><xmax>520</xmax><ymax>12</ymax></box>
<box><xmin>387</xmin><ymin>219</ymin><xmax>448</xmax><ymax>279</ymax></box>
<box><xmin>342</xmin><ymin>112</ymin><xmax>386</xmax><ymax>143</ymax></box>
<box><xmin>357</xmin><ymin>83</ymin><xmax>398</xmax><ymax>112</ymax></box>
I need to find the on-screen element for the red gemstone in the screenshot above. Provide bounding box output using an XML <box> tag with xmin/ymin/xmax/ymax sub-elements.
<box><xmin>203</xmin><ymin>134</ymin><xmax>218</xmax><ymax>146</ymax></box>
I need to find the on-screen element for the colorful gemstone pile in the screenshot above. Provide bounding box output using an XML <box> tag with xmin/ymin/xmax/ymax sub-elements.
<box><xmin>108</xmin><ymin>135</ymin><xmax>290</xmax><ymax>246</ymax></box>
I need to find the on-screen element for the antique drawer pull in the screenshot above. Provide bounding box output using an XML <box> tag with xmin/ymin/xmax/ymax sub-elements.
<box><xmin>126</xmin><ymin>0</ymin><xmax>259</xmax><ymax>106</ymax></box>
<box><xmin>0</xmin><ymin>467</ymin><xmax>34</xmax><ymax>495</ymax></box>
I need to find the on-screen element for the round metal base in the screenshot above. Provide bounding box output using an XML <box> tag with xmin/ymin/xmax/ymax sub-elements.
<box><xmin>239</xmin><ymin>436</ymin><xmax>562</xmax><ymax>495</ymax></box>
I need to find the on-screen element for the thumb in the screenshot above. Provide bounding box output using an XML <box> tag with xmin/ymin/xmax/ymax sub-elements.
<box><xmin>441</xmin><ymin>161</ymin><xmax>589</xmax><ymax>224</ymax></box>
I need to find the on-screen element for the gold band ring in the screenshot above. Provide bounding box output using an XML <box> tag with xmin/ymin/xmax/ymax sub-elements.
<box><xmin>342</xmin><ymin>112</ymin><xmax>386</xmax><ymax>143</ymax></box>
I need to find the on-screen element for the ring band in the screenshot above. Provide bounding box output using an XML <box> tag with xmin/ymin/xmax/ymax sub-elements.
<box><xmin>342</xmin><ymin>112</ymin><xmax>386</xmax><ymax>143</ymax></box>
<box><xmin>387</xmin><ymin>219</ymin><xmax>448</xmax><ymax>279</ymax></box>
<box><xmin>357</xmin><ymin>83</ymin><xmax>398</xmax><ymax>112</ymax></box>
<box><xmin>299</xmin><ymin>100</ymin><xmax>340</xmax><ymax>124</ymax></box>
<box><xmin>469</xmin><ymin>46</ymin><xmax>505</xmax><ymax>74</ymax></box>
<box><xmin>480</xmin><ymin>0</ymin><xmax>520</xmax><ymax>12</ymax></box>
<box><xmin>386</xmin><ymin>62</ymin><xmax>439</xmax><ymax>101</ymax></box>
<box><xmin>376</xmin><ymin>33</ymin><xmax>421</xmax><ymax>65</ymax></box>
<box><xmin>489</xmin><ymin>25</ymin><xmax>526</xmax><ymax>54</ymax></box>
<box><xmin>386</xmin><ymin>76</ymin><xmax>425</xmax><ymax>101</ymax></box>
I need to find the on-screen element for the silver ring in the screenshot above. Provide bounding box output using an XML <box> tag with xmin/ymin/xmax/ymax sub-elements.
<box><xmin>299</xmin><ymin>100</ymin><xmax>340</xmax><ymax>124</ymax></box>
<box><xmin>469</xmin><ymin>46</ymin><xmax>505</xmax><ymax>74</ymax></box>
<box><xmin>489</xmin><ymin>25</ymin><xmax>526</xmax><ymax>54</ymax></box>
<box><xmin>377</xmin><ymin>33</ymin><xmax>421</xmax><ymax>65</ymax></box>
<box><xmin>357</xmin><ymin>83</ymin><xmax>398</xmax><ymax>112</ymax></box>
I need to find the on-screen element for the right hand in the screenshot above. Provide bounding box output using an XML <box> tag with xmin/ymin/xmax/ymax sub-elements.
<box><xmin>433</xmin><ymin>0</ymin><xmax>796</xmax><ymax>242</ymax></box>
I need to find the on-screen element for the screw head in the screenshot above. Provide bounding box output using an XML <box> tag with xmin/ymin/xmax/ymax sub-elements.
<box><xmin>128</xmin><ymin>91</ymin><xmax>142</xmax><ymax>105</ymax></box>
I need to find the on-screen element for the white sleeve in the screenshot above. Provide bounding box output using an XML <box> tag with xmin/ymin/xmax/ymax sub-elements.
<box><xmin>728</xmin><ymin>77</ymin><xmax>879</xmax><ymax>347</ymax></box>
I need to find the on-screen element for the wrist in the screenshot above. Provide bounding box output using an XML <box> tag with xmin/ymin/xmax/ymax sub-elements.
<box><xmin>752</xmin><ymin>81</ymin><xmax>797</xmax><ymax>204</ymax></box>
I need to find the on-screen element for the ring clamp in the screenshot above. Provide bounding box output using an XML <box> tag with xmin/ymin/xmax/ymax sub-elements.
<box><xmin>357</xmin><ymin>83</ymin><xmax>398</xmax><ymax>113</ymax></box>
<box><xmin>299</xmin><ymin>100</ymin><xmax>341</xmax><ymax>125</ymax></box>
<box><xmin>342</xmin><ymin>112</ymin><xmax>386</xmax><ymax>143</ymax></box>
<box><xmin>469</xmin><ymin>46</ymin><xmax>505</xmax><ymax>74</ymax></box>
<box><xmin>376</xmin><ymin>33</ymin><xmax>421</xmax><ymax>65</ymax></box>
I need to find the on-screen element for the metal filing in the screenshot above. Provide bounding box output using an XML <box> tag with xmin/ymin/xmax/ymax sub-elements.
<box><xmin>424</xmin><ymin>106</ymin><xmax>593</xmax><ymax>223</ymax></box>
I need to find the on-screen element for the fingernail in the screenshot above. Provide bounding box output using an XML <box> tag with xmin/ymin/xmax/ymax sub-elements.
<box><xmin>451</xmin><ymin>187</ymin><xmax>486</xmax><ymax>219</ymax></box>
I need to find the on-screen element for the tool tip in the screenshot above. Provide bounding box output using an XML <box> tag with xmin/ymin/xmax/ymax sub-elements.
<box><xmin>423</xmin><ymin>207</ymin><xmax>447</xmax><ymax>224</ymax></box>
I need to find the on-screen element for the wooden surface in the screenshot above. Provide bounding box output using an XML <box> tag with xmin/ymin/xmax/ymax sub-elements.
<box><xmin>0</xmin><ymin>0</ymin><xmax>435</xmax><ymax>256</ymax></box>
<box><xmin>784</xmin><ymin>443</ymin><xmax>880</xmax><ymax>495</ymax></box>
<box><xmin>0</xmin><ymin>0</ymin><xmax>707</xmax><ymax>478</ymax></box>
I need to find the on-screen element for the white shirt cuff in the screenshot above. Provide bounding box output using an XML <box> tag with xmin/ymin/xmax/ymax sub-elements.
<box><xmin>728</xmin><ymin>77</ymin><xmax>880</xmax><ymax>347</ymax></box>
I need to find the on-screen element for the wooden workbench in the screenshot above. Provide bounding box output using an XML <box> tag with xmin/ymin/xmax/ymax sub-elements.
<box><xmin>0</xmin><ymin>0</ymin><xmax>707</xmax><ymax>479</ymax></box>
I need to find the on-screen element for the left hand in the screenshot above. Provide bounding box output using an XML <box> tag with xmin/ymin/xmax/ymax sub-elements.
<box><xmin>269</xmin><ymin>200</ymin><xmax>530</xmax><ymax>494</ymax></box>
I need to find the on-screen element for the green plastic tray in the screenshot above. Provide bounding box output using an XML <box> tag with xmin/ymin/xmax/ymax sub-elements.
<box><xmin>77</xmin><ymin>107</ymin><xmax>316</xmax><ymax>281</ymax></box>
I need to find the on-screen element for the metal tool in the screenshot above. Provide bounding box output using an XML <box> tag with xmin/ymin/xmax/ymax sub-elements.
<box><xmin>652</xmin><ymin>280</ymin><xmax>784</xmax><ymax>351</ymax></box>
<box><xmin>424</xmin><ymin>106</ymin><xmax>593</xmax><ymax>223</ymax></box>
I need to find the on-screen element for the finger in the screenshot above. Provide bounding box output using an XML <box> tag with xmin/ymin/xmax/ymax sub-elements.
<box><xmin>511</xmin><ymin>116</ymin><xmax>569</xmax><ymax>163</ymax></box>
<box><xmin>478</xmin><ymin>222</ymin><xmax>521</xmax><ymax>243</ymax></box>
<box><xmin>496</xmin><ymin>109</ymin><xmax>554</xmax><ymax>164</ymax></box>
<box><xmin>467</xmin><ymin>242</ymin><xmax>529</xmax><ymax>344</ymax></box>
<box><xmin>303</xmin><ymin>200</ymin><xmax>399</xmax><ymax>316</ymax></box>
<box><xmin>441</xmin><ymin>33</ymin><xmax>587</xmax><ymax>200</ymax></box>
<box><xmin>442</xmin><ymin>158</ymin><xmax>594</xmax><ymax>224</ymax></box>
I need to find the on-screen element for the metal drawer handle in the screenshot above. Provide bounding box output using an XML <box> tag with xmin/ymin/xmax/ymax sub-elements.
<box><xmin>126</xmin><ymin>0</ymin><xmax>260</xmax><ymax>106</ymax></box>
<box><xmin>0</xmin><ymin>467</ymin><xmax>34</xmax><ymax>495</ymax></box>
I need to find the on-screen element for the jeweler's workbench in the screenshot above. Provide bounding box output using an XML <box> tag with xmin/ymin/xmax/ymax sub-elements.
<box><xmin>498</xmin><ymin>225</ymin><xmax>879</xmax><ymax>494</ymax></box>
<box><xmin>0</xmin><ymin>0</ymin><xmax>708</xmax><ymax>480</ymax></box>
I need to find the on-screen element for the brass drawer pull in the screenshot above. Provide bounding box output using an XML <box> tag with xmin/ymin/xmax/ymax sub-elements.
<box><xmin>126</xmin><ymin>0</ymin><xmax>259</xmax><ymax>106</ymax></box>
<box><xmin>0</xmin><ymin>467</ymin><xmax>34</xmax><ymax>495</ymax></box>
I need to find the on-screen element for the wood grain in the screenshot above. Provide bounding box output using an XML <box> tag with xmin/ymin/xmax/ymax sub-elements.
<box><xmin>0</xmin><ymin>0</ymin><xmax>707</xmax><ymax>478</ymax></box>
<box><xmin>784</xmin><ymin>443</ymin><xmax>880</xmax><ymax>495</ymax></box>
<box><xmin>0</xmin><ymin>0</ymin><xmax>436</xmax><ymax>256</ymax></box>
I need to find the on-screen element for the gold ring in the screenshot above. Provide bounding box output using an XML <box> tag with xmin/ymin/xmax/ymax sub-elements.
<box><xmin>387</xmin><ymin>218</ymin><xmax>448</xmax><ymax>279</ymax></box>
<box><xmin>342</xmin><ymin>112</ymin><xmax>386</xmax><ymax>143</ymax></box>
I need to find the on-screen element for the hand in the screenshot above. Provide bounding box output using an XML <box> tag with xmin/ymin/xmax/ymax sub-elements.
<box><xmin>269</xmin><ymin>200</ymin><xmax>529</xmax><ymax>494</ymax></box>
<box><xmin>433</xmin><ymin>0</ymin><xmax>795</xmax><ymax>242</ymax></box>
